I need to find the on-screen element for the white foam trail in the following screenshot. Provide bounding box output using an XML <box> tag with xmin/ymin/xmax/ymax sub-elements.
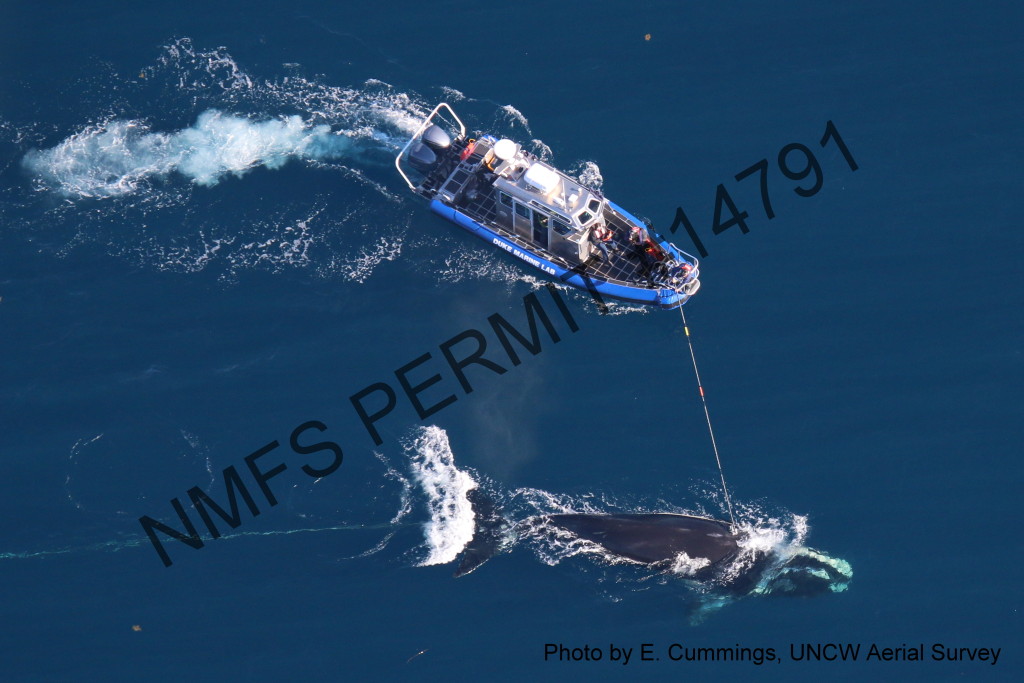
<box><xmin>149</xmin><ymin>39</ymin><xmax>429</xmax><ymax>145</ymax></box>
<box><xmin>23</xmin><ymin>110</ymin><xmax>351</xmax><ymax>198</ymax></box>
<box><xmin>6</xmin><ymin>38</ymin><xmax>439</xmax><ymax>283</ymax></box>
<box><xmin>406</xmin><ymin>426</ymin><xmax>479</xmax><ymax>566</ymax></box>
<box><xmin>340</xmin><ymin>234</ymin><xmax>404</xmax><ymax>284</ymax></box>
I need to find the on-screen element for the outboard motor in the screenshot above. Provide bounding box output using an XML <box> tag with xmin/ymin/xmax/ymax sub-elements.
<box><xmin>408</xmin><ymin>142</ymin><xmax>437</xmax><ymax>172</ymax></box>
<box><xmin>422</xmin><ymin>124</ymin><xmax>451</xmax><ymax>152</ymax></box>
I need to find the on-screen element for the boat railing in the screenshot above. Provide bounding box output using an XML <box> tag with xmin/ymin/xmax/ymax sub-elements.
<box><xmin>395</xmin><ymin>102</ymin><xmax>466</xmax><ymax>191</ymax></box>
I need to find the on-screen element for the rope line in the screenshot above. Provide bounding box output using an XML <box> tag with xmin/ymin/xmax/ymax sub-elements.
<box><xmin>679</xmin><ymin>305</ymin><xmax>738</xmax><ymax>531</ymax></box>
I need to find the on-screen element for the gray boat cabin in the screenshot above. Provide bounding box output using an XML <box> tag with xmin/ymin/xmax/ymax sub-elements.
<box><xmin>489</xmin><ymin>148</ymin><xmax>601</xmax><ymax>264</ymax></box>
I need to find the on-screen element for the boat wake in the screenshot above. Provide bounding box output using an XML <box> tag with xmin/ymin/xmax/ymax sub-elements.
<box><xmin>23</xmin><ymin>110</ymin><xmax>354</xmax><ymax>199</ymax></box>
<box><xmin>1</xmin><ymin>37</ymin><xmax>614</xmax><ymax>297</ymax></box>
<box><xmin>0</xmin><ymin>38</ymin><xmax>433</xmax><ymax>283</ymax></box>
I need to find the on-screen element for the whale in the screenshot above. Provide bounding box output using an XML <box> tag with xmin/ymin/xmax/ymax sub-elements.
<box><xmin>544</xmin><ymin>513</ymin><xmax>738</xmax><ymax>565</ymax></box>
<box><xmin>453</xmin><ymin>491</ymin><xmax>852</xmax><ymax>599</ymax></box>
<box><xmin>543</xmin><ymin>512</ymin><xmax>739</xmax><ymax>572</ymax></box>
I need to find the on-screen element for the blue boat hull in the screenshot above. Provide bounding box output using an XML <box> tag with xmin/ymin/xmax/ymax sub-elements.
<box><xmin>429</xmin><ymin>199</ymin><xmax>693</xmax><ymax>309</ymax></box>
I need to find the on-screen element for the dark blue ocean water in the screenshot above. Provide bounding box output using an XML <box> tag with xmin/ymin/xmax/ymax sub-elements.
<box><xmin>1</xmin><ymin>1</ymin><xmax>1021</xmax><ymax>680</ymax></box>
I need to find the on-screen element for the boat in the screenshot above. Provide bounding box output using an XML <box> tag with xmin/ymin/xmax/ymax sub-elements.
<box><xmin>395</xmin><ymin>104</ymin><xmax>701</xmax><ymax>309</ymax></box>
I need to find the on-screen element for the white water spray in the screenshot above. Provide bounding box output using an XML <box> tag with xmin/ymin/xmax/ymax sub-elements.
<box><xmin>23</xmin><ymin>109</ymin><xmax>351</xmax><ymax>198</ymax></box>
<box><xmin>406</xmin><ymin>426</ymin><xmax>480</xmax><ymax>566</ymax></box>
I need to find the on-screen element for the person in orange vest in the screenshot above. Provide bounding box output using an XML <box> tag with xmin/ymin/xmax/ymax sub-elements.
<box><xmin>590</xmin><ymin>223</ymin><xmax>615</xmax><ymax>262</ymax></box>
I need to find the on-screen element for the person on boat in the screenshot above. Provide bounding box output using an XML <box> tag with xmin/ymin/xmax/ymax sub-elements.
<box><xmin>590</xmin><ymin>223</ymin><xmax>615</xmax><ymax>262</ymax></box>
<box><xmin>629</xmin><ymin>225</ymin><xmax>649</xmax><ymax>249</ymax></box>
<box><xmin>630</xmin><ymin>225</ymin><xmax>664</xmax><ymax>284</ymax></box>
<box><xmin>630</xmin><ymin>225</ymin><xmax>654</xmax><ymax>260</ymax></box>
<box><xmin>631</xmin><ymin>225</ymin><xmax>668</xmax><ymax>261</ymax></box>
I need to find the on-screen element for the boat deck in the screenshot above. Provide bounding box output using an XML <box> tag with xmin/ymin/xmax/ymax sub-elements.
<box><xmin>418</xmin><ymin>140</ymin><xmax>658</xmax><ymax>287</ymax></box>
